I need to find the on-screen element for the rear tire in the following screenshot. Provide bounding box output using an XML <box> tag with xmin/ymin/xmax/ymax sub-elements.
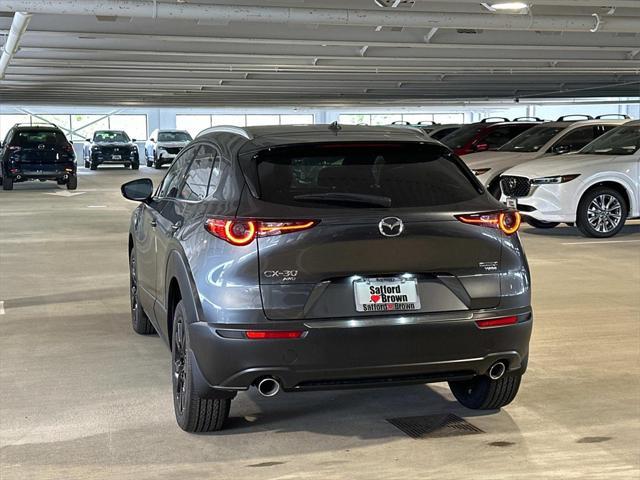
<box><xmin>129</xmin><ymin>248</ymin><xmax>156</xmax><ymax>335</ymax></box>
<box><xmin>90</xmin><ymin>162</ymin><xmax>97</xmax><ymax>170</ymax></box>
<box><xmin>131</xmin><ymin>162</ymin><xmax>139</xmax><ymax>170</ymax></box>
<box><xmin>449</xmin><ymin>372</ymin><xmax>522</xmax><ymax>410</ymax></box>
<box><xmin>2</xmin><ymin>176</ymin><xmax>13</xmax><ymax>190</ymax></box>
<box><xmin>576</xmin><ymin>187</ymin><xmax>627</xmax><ymax>238</ymax></box>
<box><xmin>172</xmin><ymin>300</ymin><xmax>231</xmax><ymax>432</ymax></box>
<box><xmin>66</xmin><ymin>176</ymin><xmax>78</xmax><ymax>190</ymax></box>
<box><xmin>525</xmin><ymin>217</ymin><xmax>559</xmax><ymax>229</ymax></box>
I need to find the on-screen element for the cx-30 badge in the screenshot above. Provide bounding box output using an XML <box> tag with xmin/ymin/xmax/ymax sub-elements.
<box><xmin>378</xmin><ymin>217</ymin><xmax>404</xmax><ymax>237</ymax></box>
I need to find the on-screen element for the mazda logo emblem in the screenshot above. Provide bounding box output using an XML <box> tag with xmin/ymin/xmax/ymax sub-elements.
<box><xmin>37</xmin><ymin>144</ymin><xmax>45</xmax><ymax>150</ymax></box>
<box><xmin>378</xmin><ymin>217</ymin><xmax>404</xmax><ymax>237</ymax></box>
<box><xmin>508</xmin><ymin>178</ymin><xmax>517</xmax><ymax>190</ymax></box>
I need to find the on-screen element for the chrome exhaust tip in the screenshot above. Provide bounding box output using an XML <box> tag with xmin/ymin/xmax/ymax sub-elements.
<box><xmin>256</xmin><ymin>377</ymin><xmax>281</xmax><ymax>397</ymax></box>
<box><xmin>488</xmin><ymin>361</ymin><xmax>507</xmax><ymax>380</ymax></box>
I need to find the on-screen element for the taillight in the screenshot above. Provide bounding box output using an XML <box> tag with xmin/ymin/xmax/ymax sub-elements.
<box><xmin>456</xmin><ymin>211</ymin><xmax>521</xmax><ymax>235</ymax></box>
<box><xmin>245</xmin><ymin>330</ymin><xmax>305</xmax><ymax>339</ymax></box>
<box><xmin>205</xmin><ymin>218</ymin><xmax>317</xmax><ymax>246</ymax></box>
<box><xmin>476</xmin><ymin>316</ymin><xmax>518</xmax><ymax>328</ymax></box>
<box><xmin>63</xmin><ymin>144</ymin><xmax>73</xmax><ymax>153</ymax></box>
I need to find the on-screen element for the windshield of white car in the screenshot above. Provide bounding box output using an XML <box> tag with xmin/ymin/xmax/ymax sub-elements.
<box><xmin>158</xmin><ymin>132</ymin><xmax>192</xmax><ymax>142</ymax></box>
<box><xmin>498</xmin><ymin>126</ymin><xmax>564</xmax><ymax>152</ymax></box>
<box><xmin>580</xmin><ymin>125</ymin><xmax>640</xmax><ymax>156</ymax></box>
<box><xmin>93</xmin><ymin>131</ymin><xmax>130</xmax><ymax>143</ymax></box>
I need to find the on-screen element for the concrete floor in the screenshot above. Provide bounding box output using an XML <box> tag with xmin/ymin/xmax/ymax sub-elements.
<box><xmin>1</xmin><ymin>168</ymin><xmax>639</xmax><ymax>480</ymax></box>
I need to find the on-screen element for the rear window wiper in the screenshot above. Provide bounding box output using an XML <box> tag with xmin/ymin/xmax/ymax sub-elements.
<box><xmin>293</xmin><ymin>192</ymin><xmax>392</xmax><ymax>208</ymax></box>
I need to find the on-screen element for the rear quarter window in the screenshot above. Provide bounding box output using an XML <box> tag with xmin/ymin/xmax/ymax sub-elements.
<box><xmin>249</xmin><ymin>142</ymin><xmax>482</xmax><ymax>208</ymax></box>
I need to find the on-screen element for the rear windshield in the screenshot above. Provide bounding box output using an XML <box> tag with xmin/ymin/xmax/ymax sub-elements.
<box><xmin>13</xmin><ymin>129</ymin><xmax>68</xmax><ymax>146</ymax></box>
<box><xmin>499</xmin><ymin>125</ymin><xmax>564</xmax><ymax>152</ymax></box>
<box><xmin>93</xmin><ymin>130</ymin><xmax>130</xmax><ymax>143</ymax></box>
<box><xmin>158</xmin><ymin>131</ymin><xmax>192</xmax><ymax>142</ymax></box>
<box><xmin>251</xmin><ymin>142</ymin><xmax>482</xmax><ymax>208</ymax></box>
<box><xmin>439</xmin><ymin>124</ymin><xmax>485</xmax><ymax>149</ymax></box>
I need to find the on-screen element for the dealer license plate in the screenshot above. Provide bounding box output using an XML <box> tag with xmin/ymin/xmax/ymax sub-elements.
<box><xmin>506</xmin><ymin>197</ymin><xmax>518</xmax><ymax>209</ymax></box>
<box><xmin>111</xmin><ymin>155</ymin><xmax>122</xmax><ymax>160</ymax></box>
<box><xmin>354</xmin><ymin>277</ymin><xmax>420</xmax><ymax>312</ymax></box>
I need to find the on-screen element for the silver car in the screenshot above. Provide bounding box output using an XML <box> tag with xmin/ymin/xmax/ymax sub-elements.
<box><xmin>144</xmin><ymin>129</ymin><xmax>192</xmax><ymax>169</ymax></box>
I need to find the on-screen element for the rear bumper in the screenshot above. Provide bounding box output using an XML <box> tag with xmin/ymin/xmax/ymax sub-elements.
<box><xmin>188</xmin><ymin>307</ymin><xmax>532</xmax><ymax>393</ymax></box>
<box><xmin>7</xmin><ymin>165</ymin><xmax>75</xmax><ymax>181</ymax></box>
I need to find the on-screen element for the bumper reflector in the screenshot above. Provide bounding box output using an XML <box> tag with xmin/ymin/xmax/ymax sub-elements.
<box><xmin>475</xmin><ymin>316</ymin><xmax>518</xmax><ymax>328</ymax></box>
<box><xmin>245</xmin><ymin>330</ymin><xmax>305</xmax><ymax>339</ymax></box>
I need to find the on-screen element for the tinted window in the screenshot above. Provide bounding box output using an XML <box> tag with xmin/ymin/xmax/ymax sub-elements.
<box><xmin>13</xmin><ymin>129</ymin><xmax>68</xmax><ymax>146</ymax></box>
<box><xmin>93</xmin><ymin>130</ymin><xmax>130</xmax><ymax>143</ymax></box>
<box><xmin>158</xmin><ymin>131</ymin><xmax>192</xmax><ymax>142</ymax></box>
<box><xmin>553</xmin><ymin>127</ymin><xmax>596</xmax><ymax>152</ymax></box>
<box><xmin>178</xmin><ymin>145</ymin><xmax>218</xmax><ymax>201</ymax></box>
<box><xmin>430</xmin><ymin>127</ymin><xmax>458</xmax><ymax>140</ymax></box>
<box><xmin>499</xmin><ymin>125</ymin><xmax>565</xmax><ymax>152</ymax></box>
<box><xmin>481</xmin><ymin>125</ymin><xmax>533</xmax><ymax>150</ymax></box>
<box><xmin>156</xmin><ymin>147</ymin><xmax>196</xmax><ymax>199</ymax></box>
<box><xmin>581</xmin><ymin>125</ymin><xmax>640</xmax><ymax>155</ymax></box>
<box><xmin>439</xmin><ymin>124</ymin><xmax>486</xmax><ymax>149</ymax></box>
<box><xmin>254</xmin><ymin>142</ymin><xmax>480</xmax><ymax>208</ymax></box>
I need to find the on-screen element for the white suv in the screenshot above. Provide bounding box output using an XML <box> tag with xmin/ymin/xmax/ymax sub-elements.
<box><xmin>500</xmin><ymin>121</ymin><xmax>639</xmax><ymax>238</ymax></box>
<box><xmin>144</xmin><ymin>129</ymin><xmax>192</xmax><ymax>169</ymax></box>
<box><xmin>464</xmin><ymin>116</ymin><xmax>629</xmax><ymax>197</ymax></box>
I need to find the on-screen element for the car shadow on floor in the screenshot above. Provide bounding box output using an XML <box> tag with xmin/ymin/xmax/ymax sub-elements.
<box><xmin>2</xmin><ymin>287</ymin><xmax>128</xmax><ymax>310</ymax></box>
<box><xmin>521</xmin><ymin>222</ymin><xmax>640</xmax><ymax>238</ymax></box>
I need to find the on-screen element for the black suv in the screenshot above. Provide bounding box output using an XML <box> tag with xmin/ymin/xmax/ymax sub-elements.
<box><xmin>83</xmin><ymin>130</ymin><xmax>140</xmax><ymax>170</ymax></box>
<box><xmin>1</xmin><ymin>123</ymin><xmax>77</xmax><ymax>191</ymax></box>
<box><xmin>122</xmin><ymin>124</ymin><xmax>532</xmax><ymax>432</ymax></box>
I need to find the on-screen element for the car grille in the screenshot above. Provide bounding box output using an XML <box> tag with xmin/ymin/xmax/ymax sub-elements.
<box><xmin>164</xmin><ymin>147</ymin><xmax>182</xmax><ymax>155</ymax></box>
<box><xmin>500</xmin><ymin>176</ymin><xmax>531</xmax><ymax>197</ymax></box>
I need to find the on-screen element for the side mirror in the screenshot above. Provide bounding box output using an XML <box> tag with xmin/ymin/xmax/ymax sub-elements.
<box><xmin>552</xmin><ymin>144</ymin><xmax>571</xmax><ymax>155</ymax></box>
<box><xmin>474</xmin><ymin>143</ymin><xmax>489</xmax><ymax>152</ymax></box>
<box><xmin>85</xmin><ymin>138</ymin><xmax>91</xmax><ymax>142</ymax></box>
<box><xmin>121</xmin><ymin>178</ymin><xmax>153</xmax><ymax>202</ymax></box>
<box><xmin>69</xmin><ymin>140</ymin><xmax>74</xmax><ymax>145</ymax></box>
<box><xmin>149</xmin><ymin>138</ymin><xmax>155</xmax><ymax>143</ymax></box>
<box><xmin>131</xmin><ymin>138</ymin><xmax>137</xmax><ymax>142</ymax></box>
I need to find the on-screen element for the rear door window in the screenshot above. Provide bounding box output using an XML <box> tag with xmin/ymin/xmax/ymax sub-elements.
<box><xmin>481</xmin><ymin>125</ymin><xmax>533</xmax><ymax>150</ymax></box>
<box><xmin>552</xmin><ymin>126</ymin><xmax>597</xmax><ymax>152</ymax></box>
<box><xmin>178</xmin><ymin>144</ymin><xmax>219</xmax><ymax>201</ymax></box>
<box><xmin>251</xmin><ymin>142</ymin><xmax>481</xmax><ymax>208</ymax></box>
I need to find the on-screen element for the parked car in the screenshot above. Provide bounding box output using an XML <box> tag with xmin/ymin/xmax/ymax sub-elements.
<box><xmin>428</xmin><ymin>124</ymin><xmax>462</xmax><ymax>140</ymax></box>
<box><xmin>121</xmin><ymin>124</ymin><xmax>532</xmax><ymax>432</ymax></box>
<box><xmin>500</xmin><ymin>121</ymin><xmax>639</xmax><ymax>237</ymax></box>
<box><xmin>144</xmin><ymin>129</ymin><xmax>192</xmax><ymax>169</ymax></box>
<box><xmin>0</xmin><ymin>123</ymin><xmax>76</xmax><ymax>191</ymax></box>
<box><xmin>440</xmin><ymin>117</ymin><xmax>543</xmax><ymax>157</ymax></box>
<box><xmin>464</xmin><ymin>116</ymin><xmax>629</xmax><ymax>197</ymax></box>
<box><xmin>83</xmin><ymin>130</ymin><xmax>139</xmax><ymax>170</ymax></box>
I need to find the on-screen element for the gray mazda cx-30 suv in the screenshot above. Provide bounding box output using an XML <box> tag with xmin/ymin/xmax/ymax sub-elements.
<box><xmin>122</xmin><ymin>124</ymin><xmax>532</xmax><ymax>432</ymax></box>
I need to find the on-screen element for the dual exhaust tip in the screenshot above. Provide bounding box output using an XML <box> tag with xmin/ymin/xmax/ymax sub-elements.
<box><xmin>257</xmin><ymin>363</ymin><xmax>506</xmax><ymax>396</ymax></box>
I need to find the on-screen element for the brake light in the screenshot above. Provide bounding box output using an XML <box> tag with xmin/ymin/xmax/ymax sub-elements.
<box><xmin>8</xmin><ymin>145</ymin><xmax>21</xmax><ymax>152</ymax></box>
<box><xmin>205</xmin><ymin>218</ymin><xmax>317</xmax><ymax>246</ymax></box>
<box><xmin>62</xmin><ymin>144</ymin><xmax>73</xmax><ymax>153</ymax></box>
<box><xmin>456</xmin><ymin>211</ymin><xmax>521</xmax><ymax>235</ymax></box>
<box><xmin>476</xmin><ymin>316</ymin><xmax>518</xmax><ymax>328</ymax></box>
<box><xmin>245</xmin><ymin>330</ymin><xmax>305</xmax><ymax>339</ymax></box>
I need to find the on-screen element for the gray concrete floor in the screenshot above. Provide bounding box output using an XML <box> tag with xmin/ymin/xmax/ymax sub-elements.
<box><xmin>1</xmin><ymin>168</ymin><xmax>639</xmax><ymax>480</ymax></box>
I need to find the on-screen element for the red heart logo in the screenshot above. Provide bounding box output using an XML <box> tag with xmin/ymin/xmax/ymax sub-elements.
<box><xmin>371</xmin><ymin>295</ymin><xmax>381</xmax><ymax>303</ymax></box>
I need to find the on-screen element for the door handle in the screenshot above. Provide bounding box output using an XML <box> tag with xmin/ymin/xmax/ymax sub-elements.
<box><xmin>150</xmin><ymin>219</ymin><xmax>157</xmax><ymax>228</ymax></box>
<box><xmin>171</xmin><ymin>221</ymin><xmax>182</xmax><ymax>232</ymax></box>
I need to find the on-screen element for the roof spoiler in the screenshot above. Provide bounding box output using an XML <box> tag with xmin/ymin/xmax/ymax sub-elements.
<box><xmin>13</xmin><ymin>122</ymin><xmax>58</xmax><ymax>128</ymax></box>
<box><xmin>513</xmin><ymin>116</ymin><xmax>545</xmax><ymax>122</ymax></box>
<box><xmin>480</xmin><ymin>117</ymin><xmax>510</xmax><ymax>123</ymax></box>
<box><xmin>196</xmin><ymin>125</ymin><xmax>253</xmax><ymax>140</ymax></box>
<box><xmin>595</xmin><ymin>114</ymin><xmax>631</xmax><ymax>119</ymax></box>
<box><xmin>556</xmin><ymin>115</ymin><xmax>593</xmax><ymax>121</ymax></box>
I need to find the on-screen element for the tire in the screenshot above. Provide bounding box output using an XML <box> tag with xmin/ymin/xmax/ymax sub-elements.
<box><xmin>125</xmin><ymin>163</ymin><xmax>131</xmax><ymax>169</ymax></box>
<box><xmin>131</xmin><ymin>162</ymin><xmax>139</xmax><ymax>170</ymax></box>
<box><xmin>84</xmin><ymin>160</ymin><xmax>90</xmax><ymax>168</ymax></box>
<box><xmin>449</xmin><ymin>372</ymin><xmax>522</xmax><ymax>410</ymax></box>
<box><xmin>525</xmin><ymin>217</ymin><xmax>559</xmax><ymax>229</ymax></box>
<box><xmin>153</xmin><ymin>152</ymin><xmax>162</xmax><ymax>169</ymax></box>
<box><xmin>2</xmin><ymin>176</ymin><xmax>13</xmax><ymax>190</ymax></box>
<box><xmin>66</xmin><ymin>175</ymin><xmax>78</xmax><ymax>190</ymax></box>
<box><xmin>146</xmin><ymin>158</ymin><xmax>153</xmax><ymax>168</ymax></box>
<box><xmin>90</xmin><ymin>162</ymin><xmax>97</xmax><ymax>170</ymax></box>
<box><xmin>172</xmin><ymin>300</ymin><xmax>231</xmax><ymax>432</ymax></box>
<box><xmin>576</xmin><ymin>187</ymin><xmax>627</xmax><ymax>238</ymax></box>
<box><xmin>129</xmin><ymin>248</ymin><xmax>156</xmax><ymax>335</ymax></box>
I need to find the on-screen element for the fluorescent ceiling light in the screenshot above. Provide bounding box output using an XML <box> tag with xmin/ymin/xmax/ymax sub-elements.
<box><xmin>482</xmin><ymin>2</ymin><xmax>529</xmax><ymax>12</ymax></box>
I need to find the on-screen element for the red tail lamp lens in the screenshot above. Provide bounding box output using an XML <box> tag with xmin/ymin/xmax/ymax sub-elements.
<box><xmin>476</xmin><ymin>316</ymin><xmax>518</xmax><ymax>328</ymax></box>
<box><xmin>205</xmin><ymin>218</ymin><xmax>317</xmax><ymax>246</ymax></box>
<box><xmin>457</xmin><ymin>211</ymin><xmax>521</xmax><ymax>235</ymax></box>
<box><xmin>245</xmin><ymin>330</ymin><xmax>305</xmax><ymax>339</ymax></box>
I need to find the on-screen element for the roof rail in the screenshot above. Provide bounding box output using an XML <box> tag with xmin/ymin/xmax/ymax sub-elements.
<box><xmin>417</xmin><ymin>120</ymin><xmax>438</xmax><ymax>125</ymax></box>
<box><xmin>556</xmin><ymin>115</ymin><xmax>593</xmax><ymax>121</ymax></box>
<box><xmin>196</xmin><ymin>125</ymin><xmax>253</xmax><ymax>140</ymax></box>
<box><xmin>391</xmin><ymin>121</ymin><xmax>411</xmax><ymax>125</ymax></box>
<box><xmin>513</xmin><ymin>116</ymin><xmax>545</xmax><ymax>122</ymax></box>
<box><xmin>480</xmin><ymin>117</ymin><xmax>510</xmax><ymax>123</ymax></box>
<box><xmin>595</xmin><ymin>114</ymin><xmax>631</xmax><ymax>119</ymax></box>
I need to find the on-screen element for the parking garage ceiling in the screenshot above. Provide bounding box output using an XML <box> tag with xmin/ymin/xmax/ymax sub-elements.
<box><xmin>0</xmin><ymin>0</ymin><xmax>639</xmax><ymax>106</ymax></box>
